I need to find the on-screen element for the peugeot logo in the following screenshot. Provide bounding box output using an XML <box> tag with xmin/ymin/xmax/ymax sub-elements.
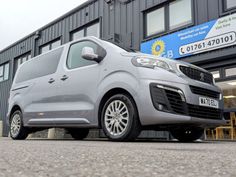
<box><xmin>200</xmin><ymin>73</ymin><xmax>205</xmax><ymax>81</ymax></box>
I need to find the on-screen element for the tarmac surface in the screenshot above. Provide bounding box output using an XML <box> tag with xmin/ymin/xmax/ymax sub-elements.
<box><xmin>0</xmin><ymin>138</ymin><xmax>236</xmax><ymax>177</ymax></box>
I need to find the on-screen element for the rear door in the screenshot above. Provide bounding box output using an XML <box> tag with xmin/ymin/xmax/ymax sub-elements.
<box><xmin>53</xmin><ymin>40</ymin><xmax>102</xmax><ymax>126</ymax></box>
<box><xmin>21</xmin><ymin>47</ymin><xmax>63</xmax><ymax>125</ymax></box>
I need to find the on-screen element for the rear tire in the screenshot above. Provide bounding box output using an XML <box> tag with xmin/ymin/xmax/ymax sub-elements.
<box><xmin>101</xmin><ymin>94</ymin><xmax>141</xmax><ymax>141</ymax></box>
<box><xmin>67</xmin><ymin>128</ymin><xmax>89</xmax><ymax>140</ymax></box>
<box><xmin>170</xmin><ymin>127</ymin><xmax>204</xmax><ymax>142</ymax></box>
<box><xmin>10</xmin><ymin>110</ymin><xmax>29</xmax><ymax>140</ymax></box>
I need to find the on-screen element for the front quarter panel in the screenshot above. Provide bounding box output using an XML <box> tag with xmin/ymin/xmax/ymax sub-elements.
<box><xmin>95</xmin><ymin>53</ymin><xmax>142</xmax><ymax>123</ymax></box>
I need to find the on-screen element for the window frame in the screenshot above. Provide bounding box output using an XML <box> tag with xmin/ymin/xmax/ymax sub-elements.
<box><xmin>224</xmin><ymin>65</ymin><xmax>236</xmax><ymax>78</ymax></box>
<box><xmin>71</xmin><ymin>29</ymin><xmax>85</xmax><ymax>41</ymax></box>
<box><xmin>145</xmin><ymin>6</ymin><xmax>166</xmax><ymax>37</ymax></box>
<box><xmin>144</xmin><ymin>0</ymin><xmax>194</xmax><ymax>39</ymax></box>
<box><xmin>0</xmin><ymin>65</ymin><xmax>3</xmax><ymax>77</ymax></box>
<box><xmin>14</xmin><ymin>52</ymin><xmax>32</xmax><ymax>76</ymax></box>
<box><xmin>168</xmin><ymin>0</ymin><xmax>194</xmax><ymax>31</ymax></box>
<box><xmin>3</xmin><ymin>63</ymin><xmax>9</xmax><ymax>81</ymax></box>
<box><xmin>208</xmin><ymin>65</ymin><xmax>236</xmax><ymax>83</ymax></box>
<box><xmin>66</xmin><ymin>39</ymin><xmax>103</xmax><ymax>70</ymax></box>
<box><xmin>86</xmin><ymin>22</ymin><xmax>100</xmax><ymax>37</ymax></box>
<box><xmin>40</xmin><ymin>44</ymin><xmax>50</xmax><ymax>54</ymax></box>
<box><xmin>210</xmin><ymin>70</ymin><xmax>221</xmax><ymax>80</ymax></box>
<box><xmin>223</xmin><ymin>0</ymin><xmax>236</xmax><ymax>11</ymax></box>
<box><xmin>39</xmin><ymin>38</ymin><xmax>61</xmax><ymax>54</ymax></box>
<box><xmin>70</xmin><ymin>20</ymin><xmax>101</xmax><ymax>41</ymax></box>
<box><xmin>0</xmin><ymin>62</ymin><xmax>10</xmax><ymax>83</ymax></box>
<box><xmin>51</xmin><ymin>40</ymin><xmax>61</xmax><ymax>50</ymax></box>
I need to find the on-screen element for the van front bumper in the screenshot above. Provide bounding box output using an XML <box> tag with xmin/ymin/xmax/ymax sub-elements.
<box><xmin>136</xmin><ymin>79</ymin><xmax>225</xmax><ymax>127</ymax></box>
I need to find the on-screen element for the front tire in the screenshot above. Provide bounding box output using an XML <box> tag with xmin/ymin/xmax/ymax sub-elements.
<box><xmin>67</xmin><ymin>128</ymin><xmax>89</xmax><ymax>140</ymax></box>
<box><xmin>10</xmin><ymin>110</ymin><xmax>29</xmax><ymax>140</ymax></box>
<box><xmin>170</xmin><ymin>127</ymin><xmax>204</xmax><ymax>142</ymax></box>
<box><xmin>101</xmin><ymin>94</ymin><xmax>141</xmax><ymax>141</ymax></box>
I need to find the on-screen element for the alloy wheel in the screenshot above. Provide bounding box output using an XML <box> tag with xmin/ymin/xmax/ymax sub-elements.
<box><xmin>104</xmin><ymin>100</ymin><xmax>129</xmax><ymax>136</ymax></box>
<box><xmin>10</xmin><ymin>113</ymin><xmax>21</xmax><ymax>138</ymax></box>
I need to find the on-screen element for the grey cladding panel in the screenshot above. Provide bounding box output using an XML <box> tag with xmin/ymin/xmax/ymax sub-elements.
<box><xmin>127</xmin><ymin>2</ymin><xmax>133</xmax><ymax>33</ymax></box>
<box><xmin>133</xmin><ymin>0</ymin><xmax>140</xmax><ymax>49</ymax></box>
<box><xmin>207</xmin><ymin>0</ymin><xmax>220</xmax><ymax>20</ymax></box>
<box><xmin>72</xmin><ymin>14</ymin><xmax>77</xmax><ymax>30</ymax></box>
<box><xmin>85</xmin><ymin>6</ymin><xmax>89</xmax><ymax>23</ymax></box>
<box><xmin>146</xmin><ymin>0</ymin><xmax>154</xmax><ymax>8</ymax></box>
<box><xmin>114</xmin><ymin>2</ymin><xmax>121</xmax><ymax>35</ymax></box>
<box><xmin>196</xmin><ymin>0</ymin><xmax>209</xmax><ymax>24</ymax></box>
<box><xmin>94</xmin><ymin>1</ymin><xmax>99</xmax><ymax>18</ymax></box>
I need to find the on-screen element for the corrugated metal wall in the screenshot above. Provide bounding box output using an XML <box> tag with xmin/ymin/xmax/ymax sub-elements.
<box><xmin>0</xmin><ymin>36</ymin><xmax>34</xmax><ymax>135</ymax></box>
<box><xmin>0</xmin><ymin>0</ymin><xmax>232</xmax><ymax>136</ymax></box>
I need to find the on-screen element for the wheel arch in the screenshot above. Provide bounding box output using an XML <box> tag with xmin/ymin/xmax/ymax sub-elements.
<box><xmin>9</xmin><ymin>105</ymin><xmax>22</xmax><ymax>120</ymax></box>
<box><xmin>97</xmin><ymin>87</ymin><xmax>140</xmax><ymax>128</ymax></box>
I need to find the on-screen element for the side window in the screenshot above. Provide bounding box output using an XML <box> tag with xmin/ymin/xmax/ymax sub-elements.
<box><xmin>67</xmin><ymin>41</ymin><xmax>98</xmax><ymax>69</ymax></box>
<box><xmin>15</xmin><ymin>47</ymin><xmax>63</xmax><ymax>83</ymax></box>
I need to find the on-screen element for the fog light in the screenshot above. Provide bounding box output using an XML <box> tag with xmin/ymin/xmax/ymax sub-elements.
<box><xmin>158</xmin><ymin>104</ymin><xmax>164</xmax><ymax>111</ymax></box>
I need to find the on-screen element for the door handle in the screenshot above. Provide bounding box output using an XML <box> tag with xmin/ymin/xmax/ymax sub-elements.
<box><xmin>61</xmin><ymin>75</ymin><xmax>69</xmax><ymax>81</ymax></box>
<box><xmin>48</xmin><ymin>78</ymin><xmax>55</xmax><ymax>84</ymax></box>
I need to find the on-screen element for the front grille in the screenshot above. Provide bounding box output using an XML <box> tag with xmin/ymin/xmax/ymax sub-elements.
<box><xmin>179</xmin><ymin>65</ymin><xmax>213</xmax><ymax>84</ymax></box>
<box><xmin>150</xmin><ymin>84</ymin><xmax>222</xmax><ymax>120</ymax></box>
<box><xmin>190</xmin><ymin>85</ymin><xmax>220</xmax><ymax>99</ymax></box>
<box><xmin>188</xmin><ymin>104</ymin><xmax>222</xmax><ymax>120</ymax></box>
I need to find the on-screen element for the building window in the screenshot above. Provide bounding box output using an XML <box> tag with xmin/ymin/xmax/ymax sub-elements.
<box><xmin>225</xmin><ymin>0</ymin><xmax>236</xmax><ymax>10</ymax></box>
<box><xmin>40</xmin><ymin>39</ymin><xmax>61</xmax><ymax>54</ymax></box>
<box><xmin>0</xmin><ymin>63</ymin><xmax>10</xmax><ymax>82</ymax></box>
<box><xmin>71</xmin><ymin>22</ymin><xmax>100</xmax><ymax>41</ymax></box>
<box><xmin>14</xmin><ymin>53</ymin><xmax>31</xmax><ymax>75</ymax></box>
<box><xmin>169</xmin><ymin>0</ymin><xmax>192</xmax><ymax>30</ymax></box>
<box><xmin>146</xmin><ymin>7</ymin><xmax>165</xmax><ymax>36</ymax></box>
<box><xmin>225</xmin><ymin>67</ymin><xmax>236</xmax><ymax>77</ymax></box>
<box><xmin>145</xmin><ymin>0</ymin><xmax>193</xmax><ymax>37</ymax></box>
<box><xmin>216</xmin><ymin>80</ymin><xmax>236</xmax><ymax>110</ymax></box>
<box><xmin>41</xmin><ymin>45</ymin><xmax>50</xmax><ymax>54</ymax></box>
<box><xmin>72</xmin><ymin>30</ymin><xmax>84</xmax><ymax>41</ymax></box>
<box><xmin>87</xmin><ymin>22</ymin><xmax>100</xmax><ymax>37</ymax></box>
<box><xmin>211</xmin><ymin>71</ymin><xmax>220</xmax><ymax>79</ymax></box>
<box><xmin>51</xmin><ymin>40</ymin><xmax>61</xmax><ymax>49</ymax></box>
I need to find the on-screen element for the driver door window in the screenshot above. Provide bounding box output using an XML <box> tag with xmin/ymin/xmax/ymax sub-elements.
<box><xmin>67</xmin><ymin>41</ymin><xmax>98</xmax><ymax>69</ymax></box>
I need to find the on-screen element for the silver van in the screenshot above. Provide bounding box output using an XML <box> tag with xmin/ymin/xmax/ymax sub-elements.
<box><xmin>7</xmin><ymin>37</ymin><xmax>224</xmax><ymax>142</ymax></box>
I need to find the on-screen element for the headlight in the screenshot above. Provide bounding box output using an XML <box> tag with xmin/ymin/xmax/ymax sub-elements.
<box><xmin>132</xmin><ymin>57</ymin><xmax>171</xmax><ymax>71</ymax></box>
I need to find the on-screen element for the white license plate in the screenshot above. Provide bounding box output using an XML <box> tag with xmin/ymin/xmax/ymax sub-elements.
<box><xmin>199</xmin><ymin>97</ymin><xmax>219</xmax><ymax>108</ymax></box>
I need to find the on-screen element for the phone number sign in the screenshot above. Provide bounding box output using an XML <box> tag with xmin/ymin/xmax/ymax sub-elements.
<box><xmin>141</xmin><ymin>13</ymin><xmax>236</xmax><ymax>59</ymax></box>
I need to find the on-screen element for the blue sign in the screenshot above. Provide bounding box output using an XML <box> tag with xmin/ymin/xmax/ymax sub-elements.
<box><xmin>141</xmin><ymin>13</ymin><xmax>236</xmax><ymax>59</ymax></box>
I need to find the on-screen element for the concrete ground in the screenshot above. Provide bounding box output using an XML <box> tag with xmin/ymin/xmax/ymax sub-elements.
<box><xmin>0</xmin><ymin>138</ymin><xmax>236</xmax><ymax>177</ymax></box>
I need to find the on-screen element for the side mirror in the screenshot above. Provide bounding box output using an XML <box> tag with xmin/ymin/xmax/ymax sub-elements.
<box><xmin>82</xmin><ymin>47</ymin><xmax>99</xmax><ymax>61</ymax></box>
